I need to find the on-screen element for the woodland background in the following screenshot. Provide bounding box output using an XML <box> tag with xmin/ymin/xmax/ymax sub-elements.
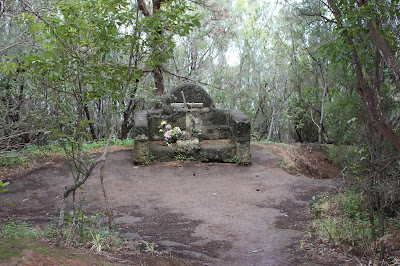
<box><xmin>1</xmin><ymin>0</ymin><xmax>400</xmax><ymax>263</ymax></box>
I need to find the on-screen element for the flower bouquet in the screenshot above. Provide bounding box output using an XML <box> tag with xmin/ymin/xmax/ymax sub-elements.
<box><xmin>159</xmin><ymin>121</ymin><xmax>183</xmax><ymax>145</ymax></box>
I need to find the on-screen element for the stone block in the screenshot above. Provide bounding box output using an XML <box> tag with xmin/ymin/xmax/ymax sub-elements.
<box><xmin>200</xmin><ymin>140</ymin><xmax>236</xmax><ymax>162</ymax></box>
<box><xmin>133</xmin><ymin>134</ymin><xmax>149</xmax><ymax>165</ymax></box>
<box><xmin>149</xmin><ymin>142</ymin><xmax>175</xmax><ymax>161</ymax></box>
<box><xmin>236</xmin><ymin>142</ymin><xmax>252</xmax><ymax>165</ymax></box>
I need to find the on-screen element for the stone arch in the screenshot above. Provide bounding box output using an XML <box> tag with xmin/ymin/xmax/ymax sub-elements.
<box><xmin>166</xmin><ymin>83</ymin><xmax>214</xmax><ymax>108</ymax></box>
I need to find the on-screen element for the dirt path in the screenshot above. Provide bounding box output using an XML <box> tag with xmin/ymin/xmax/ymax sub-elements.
<box><xmin>1</xmin><ymin>143</ymin><xmax>344</xmax><ymax>265</ymax></box>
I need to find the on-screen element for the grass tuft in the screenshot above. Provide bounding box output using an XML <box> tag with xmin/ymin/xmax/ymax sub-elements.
<box><xmin>0</xmin><ymin>218</ymin><xmax>40</xmax><ymax>239</ymax></box>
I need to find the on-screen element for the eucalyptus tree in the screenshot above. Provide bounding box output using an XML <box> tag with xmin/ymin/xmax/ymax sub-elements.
<box><xmin>320</xmin><ymin>0</ymin><xmax>400</xmax><ymax>150</ymax></box>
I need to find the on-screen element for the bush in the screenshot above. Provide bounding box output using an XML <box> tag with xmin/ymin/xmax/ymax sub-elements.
<box><xmin>308</xmin><ymin>190</ymin><xmax>400</xmax><ymax>258</ymax></box>
<box><xmin>325</xmin><ymin>144</ymin><xmax>353</xmax><ymax>169</ymax></box>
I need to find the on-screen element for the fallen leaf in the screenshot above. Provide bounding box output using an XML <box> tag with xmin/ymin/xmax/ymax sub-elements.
<box><xmin>212</xmin><ymin>193</ymin><xmax>217</xmax><ymax>196</ymax></box>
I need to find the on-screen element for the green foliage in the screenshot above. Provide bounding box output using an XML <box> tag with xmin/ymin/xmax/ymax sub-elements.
<box><xmin>324</xmin><ymin>94</ymin><xmax>363</xmax><ymax>145</ymax></box>
<box><xmin>229</xmin><ymin>155</ymin><xmax>238</xmax><ymax>164</ymax></box>
<box><xmin>0</xmin><ymin>180</ymin><xmax>16</xmax><ymax>206</ymax></box>
<box><xmin>308</xmin><ymin>190</ymin><xmax>400</xmax><ymax>251</ymax></box>
<box><xmin>0</xmin><ymin>138</ymin><xmax>133</xmax><ymax>169</ymax></box>
<box><xmin>60</xmin><ymin>201</ymin><xmax>113</xmax><ymax>249</ymax></box>
<box><xmin>0</xmin><ymin>180</ymin><xmax>10</xmax><ymax>194</ymax></box>
<box><xmin>325</xmin><ymin>144</ymin><xmax>353</xmax><ymax>169</ymax></box>
<box><xmin>58</xmin><ymin>204</ymin><xmax>134</xmax><ymax>252</ymax></box>
<box><xmin>83</xmin><ymin>138</ymin><xmax>134</xmax><ymax>150</ymax></box>
<box><xmin>0</xmin><ymin>156</ymin><xmax>28</xmax><ymax>168</ymax></box>
<box><xmin>0</xmin><ymin>211</ymin><xmax>134</xmax><ymax>253</ymax></box>
<box><xmin>0</xmin><ymin>219</ymin><xmax>40</xmax><ymax>239</ymax></box>
<box><xmin>140</xmin><ymin>240</ymin><xmax>159</xmax><ymax>254</ymax></box>
<box><xmin>175</xmin><ymin>154</ymin><xmax>195</xmax><ymax>162</ymax></box>
<box><xmin>141</xmin><ymin>155</ymin><xmax>155</xmax><ymax>166</ymax></box>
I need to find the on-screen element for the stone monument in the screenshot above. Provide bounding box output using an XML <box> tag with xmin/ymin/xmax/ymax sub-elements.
<box><xmin>133</xmin><ymin>83</ymin><xmax>251</xmax><ymax>165</ymax></box>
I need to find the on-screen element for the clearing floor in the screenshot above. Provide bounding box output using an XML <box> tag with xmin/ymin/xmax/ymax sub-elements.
<box><xmin>0</xmin><ymin>143</ymin><xmax>345</xmax><ymax>265</ymax></box>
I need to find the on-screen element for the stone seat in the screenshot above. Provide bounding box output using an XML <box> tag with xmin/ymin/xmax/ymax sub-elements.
<box><xmin>148</xmin><ymin>139</ymin><xmax>236</xmax><ymax>162</ymax></box>
<box><xmin>199</xmin><ymin>139</ymin><xmax>236</xmax><ymax>162</ymax></box>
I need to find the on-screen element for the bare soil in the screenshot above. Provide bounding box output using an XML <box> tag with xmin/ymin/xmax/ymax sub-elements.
<box><xmin>1</xmin><ymin>143</ymin><xmax>347</xmax><ymax>265</ymax></box>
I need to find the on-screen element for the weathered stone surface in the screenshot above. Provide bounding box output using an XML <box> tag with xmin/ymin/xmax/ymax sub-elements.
<box><xmin>133</xmin><ymin>135</ymin><xmax>149</xmax><ymax>165</ymax></box>
<box><xmin>165</xmin><ymin>83</ymin><xmax>215</xmax><ymax>108</ymax></box>
<box><xmin>176</xmin><ymin>139</ymin><xmax>201</xmax><ymax>158</ymax></box>
<box><xmin>149</xmin><ymin>142</ymin><xmax>175</xmax><ymax>161</ymax></box>
<box><xmin>148</xmin><ymin>112</ymin><xmax>186</xmax><ymax>141</ymax></box>
<box><xmin>236</xmin><ymin>142</ymin><xmax>252</xmax><ymax>165</ymax></box>
<box><xmin>133</xmin><ymin>83</ymin><xmax>252</xmax><ymax>165</ymax></box>
<box><xmin>134</xmin><ymin>110</ymin><xmax>149</xmax><ymax>137</ymax></box>
<box><xmin>231</xmin><ymin>110</ymin><xmax>251</xmax><ymax>143</ymax></box>
<box><xmin>200</xmin><ymin>140</ymin><xmax>236</xmax><ymax>162</ymax></box>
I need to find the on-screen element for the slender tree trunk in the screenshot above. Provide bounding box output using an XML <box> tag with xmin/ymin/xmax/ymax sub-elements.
<box><xmin>137</xmin><ymin>0</ymin><xmax>167</xmax><ymax>103</ymax></box>
<box><xmin>267</xmin><ymin>107</ymin><xmax>276</xmax><ymax>141</ymax></box>
<box><xmin>57</xmin><ymin>189</ymin><xmax>68</xmax><ymax>245</ymax></box>
<box><xmin>99</xmin><ymin>160</ymin><xmax>114</xmax><ymax>230</ymax></box>
<box><xmin>84</xmin><ymin>104</ymin><xmax>97</xmax><ymax>140</ymax></box>
<box><xmin>317</xmin><ymin>84</ymin><xmax>328</xmax><ymax>144</ymax></box>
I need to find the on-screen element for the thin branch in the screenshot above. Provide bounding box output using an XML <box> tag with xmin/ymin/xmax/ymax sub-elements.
<box><xmin>283</xmin><ymin>0</ymin><xmax>336</xmax><ymax>24</ymax></box>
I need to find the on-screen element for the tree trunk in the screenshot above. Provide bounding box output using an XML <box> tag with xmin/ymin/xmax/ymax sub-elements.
<box><xmin>84</xmin><ymin>104</ymin><xmax>97</xmax><ymax>140</ymax></box>
<box><xmin>267</xmin><ymin>107</ymin><xmax>276</xmax><ymax>141</ymax></box>
<box><xmin>137</xmin><ymin>0</ymin><xmax>166</xmax><ymax>103</ymax></box>
<box><xmin>154</xmin><ymin>65</ymin><xmax>165</xmax><ymax>96</ymax></box>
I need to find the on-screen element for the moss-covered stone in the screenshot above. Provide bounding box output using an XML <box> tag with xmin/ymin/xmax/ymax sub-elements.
<box><xmin>133</xmin><ymin>135</ymin><xmax>149</xmax><ymax>165</ymax></box>
<box><xmin>236</xmin><ymin>142</ymin><xmax>252</xmax><ymax>165</ymax></box>
<box><xmin>200</xmin><ymin>140</ymin><xmax>236</xmax><ymax>162</ymax></box>
<box><xmin>133</xmin><ymin>84</ymin><xmax>252</xmax><ymax>165</ymax></box>
<box><xmin>149</xmin><ymin>142</ymin><xmax>175</xmax><ymax>161</ymax></box>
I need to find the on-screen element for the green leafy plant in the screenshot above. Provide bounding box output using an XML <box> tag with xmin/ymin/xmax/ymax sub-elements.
<box><xmin>175</xmin><ymin>154</ymin><xmax>195</xmax><ymax>162</ymax></box>
<box><xmin>140</xmin><ymin>240</ymin><xmax>158</xmax><ymax>254</ymax></box>
<box><xmin>229</xmin><ymin>155</ymin><xmax>238</xmax><ymax>164</ymax></box>
<box><xmin>0</xmin><ymin>180</ymin><xmax>15</xmax><ymax>206</ymax></box>
<box><xmin>89</xmin><ymin>230</ymin><xmax>103</xmax><ymax>252</ymax></box>
<box><xmin>141</xmin><ymin>155</ymin><xmax>155</xmax><ymax>166</ymax></box>
<box><xmin>0</xmin><ymin>180</ymin><xmax>10</xmax><ymax>194</ymax></box>
<box><xmin>307</xmin><ymin>191</ymin><xmax>387</xmax><ymax>250</ymax></box>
